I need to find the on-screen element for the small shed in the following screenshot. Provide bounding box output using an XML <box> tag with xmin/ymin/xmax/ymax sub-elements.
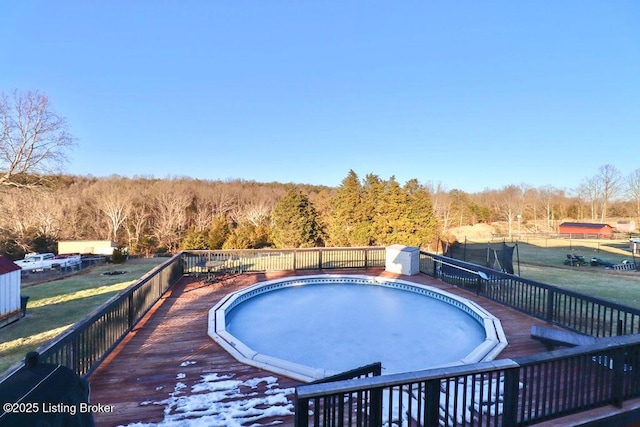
<box><xmin>0</xmin><ymin>255</ymin><xmax>22</xmax><ymax>327</ymax></box>
<box><xmin>558</xmin><ymin>222</ymin><xmax>614</xmax><ymax>239</ymax></box>
<box><xmin>58</xmin><ymin>240</ymin><xmax>117</xmax><ymax>256</ymax></box>
<box><xmin>617</xmin><ymin>221</ymin><xmax>636</xmax><ymax>232</ymax></box>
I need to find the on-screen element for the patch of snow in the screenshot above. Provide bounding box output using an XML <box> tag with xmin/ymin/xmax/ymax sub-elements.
<box><xmin>118</xmin><ymin>371</ymin><xmax>294</xmax><ymax>427</ymax></box>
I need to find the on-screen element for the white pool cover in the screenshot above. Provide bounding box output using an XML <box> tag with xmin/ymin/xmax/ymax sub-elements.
<box><xmin>208</xmin><ymin>275</ymin><xmax>507</xmax><ymax>382</ymax></box>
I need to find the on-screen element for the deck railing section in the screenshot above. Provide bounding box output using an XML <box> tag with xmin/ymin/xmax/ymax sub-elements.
<box><xmin>0</xmin><ymin>254</ymin><xmax>183</xmax><ymax>382</ymax></box>
<box><xmin>295</xmin><ymin>362</ymin><xmax>383</xmax><ymax>427</ymax></box>
<box><xmin>295</xmin><ymin>335</ymin><xmax>640</xmax><ymax>427</ymax></box>
<box><xmin>182</xmin><ymin>247</ymin><xmax>386</xmax><ymax>274</ymax></box>
<box><xmin>419</xmin><ymin>252</ymin><xmax>640</xmax><ymax>338</ymax></box>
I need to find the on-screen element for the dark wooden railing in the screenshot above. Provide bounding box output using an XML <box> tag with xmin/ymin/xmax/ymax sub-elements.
<box><xmin>0</xmin><ymin>254</ymin><xmax>183</xmax><ymax>383</ymax></box>
<box><xmin>295</xmin><ymin>335</ymin><xmax>640</xmax><ymax>426</ymax></box>
<box><xmin>182</xmin><ymin>247</ymin><xmax>386</xmax><ymax>273</ymax></box>
<box><xmin>295</xmin><ymin>362</ymin><xmax>383</xmax><ymax>427</ymax></box>
<box><xmin>1</xmin><ymin>247</ymin><xmax>384</xmax><ymax>383</ymax></box>
<box><xmin>420</xmin><ymin>252</ymin><xmax>640</xmax><ymax>338</ymax></box>
<box><xmin>294</xmin><ymin>251</ymin><xmax>640</xmax><ymax>426</ymax></box>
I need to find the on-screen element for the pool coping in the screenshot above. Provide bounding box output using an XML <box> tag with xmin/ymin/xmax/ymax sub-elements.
<box><xmin>208</xmin><ymin>274</ymin><xmax>508</xmax><ymax>382</ymax></box>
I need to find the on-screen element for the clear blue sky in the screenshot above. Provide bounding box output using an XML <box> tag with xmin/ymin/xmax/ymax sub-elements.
<box><xmin>2</xmin><ymin>1</ymin><xmax>639</xmax><ymax>193</ymax></box>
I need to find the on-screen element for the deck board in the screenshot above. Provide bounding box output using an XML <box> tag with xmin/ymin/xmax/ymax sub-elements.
<box><xmin>88</xmin><ymin>269</ymin><xmax>559</xmax><ymax>426</ymax></box>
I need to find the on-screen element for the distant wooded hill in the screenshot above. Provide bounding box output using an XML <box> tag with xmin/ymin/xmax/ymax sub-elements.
<box><xmin>1</xmin><ymin>170</ymin><xmax>638</xmax><ymax>259</ymax></box>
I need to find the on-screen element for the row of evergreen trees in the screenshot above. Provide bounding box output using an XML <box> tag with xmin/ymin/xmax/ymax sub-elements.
<box><xmin>181</xmin><ymin>170</ymin><xmax>440</xmax><ymax>251</ymax></box>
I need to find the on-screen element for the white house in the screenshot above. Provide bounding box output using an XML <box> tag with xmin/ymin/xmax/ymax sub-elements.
<box><xmin>0</xmin><ymin>255</ymin><xmax>22</xmax><ymax>327</ymax></box>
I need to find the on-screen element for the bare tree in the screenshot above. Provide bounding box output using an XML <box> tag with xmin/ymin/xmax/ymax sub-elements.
<box><xmin>578</xmin><ymin>176</ymin><xmax>602</xmax><ymax>221</ymax></box>
<box><xmin>492</xmin><ymin>185</ymin><xmax>523</xmax><ymax>239</ymax></box>
<box><xmin>426</xmin><ymin>182</ymin><xmax>453</xmax><ymax>232</ymax></box>
<box><xmin>539</xmin><ymin>186</ymin><xmax>560</xmax><ymax>230</ymax></box>
<box><xmin>244</xmin><ymin>202</ymin><xmax>272</xmax><ymax>227</ymax></box>
<box><xmin>596</xmin><ymin>164</ymin><xmax>622</xmax><ymax>223</ymax></box>
<box><xmin>150</xmin><ymin>183</ymin><xmax>192</xmax><ymax>252</ymax></box>
<box><xmin>93</xmin><ymin>179</ymin><xmax>133</xmax><ymax>242</ymax></box>
<box><xmin>32</xmin><ymin>191</ymin><xmax>64</xmax><ymax>239</ymax></box>
<box><xmin>0</xmin><ymin>189</ymin><xmax>36</xmax><ymax>251</ymax></box>
<box><xmin>627</xmin><ymin>169</ymin><xmax>640</xmax><ymax>224</ymax></box>
<box><xmin>127</xmin><ymin>196</ymin><xmax>152</xmax><ymax>255</ymax></box>
<box><xmin>0</xmin><ymin>90</ymin><xmax>75</xmax><ymax>188</ymax></box>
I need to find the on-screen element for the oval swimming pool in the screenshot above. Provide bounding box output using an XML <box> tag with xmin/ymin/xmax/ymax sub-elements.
<box><xmin>208</xmin><ymin>275</ymin><xmax>506</xmax><ymax>382</ymax></box>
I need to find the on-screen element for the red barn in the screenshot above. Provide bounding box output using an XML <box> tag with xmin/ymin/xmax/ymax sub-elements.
<box><xmin>558</xmin><ymin>222</ymin><xmax>614</xmax><ymax>239</ymax></box>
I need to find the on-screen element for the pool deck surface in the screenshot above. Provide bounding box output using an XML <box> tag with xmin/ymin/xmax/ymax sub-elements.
<box><xmin>88</xmin><ymin>269</ymin><xmax>572</xmax><ymax>426</ymax></box>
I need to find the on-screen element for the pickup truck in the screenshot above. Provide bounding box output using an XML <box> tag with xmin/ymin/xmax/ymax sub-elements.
<box><xmin>14</xmin><ymin>253</ymin><xmax>82</xmax><ymax>272</ymax></box>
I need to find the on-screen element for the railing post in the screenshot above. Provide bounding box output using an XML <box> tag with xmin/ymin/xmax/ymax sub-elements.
<box><xmin>424</xmin><ymin>379</ymin><xmax>441</xmax><ymax>427</ymax></box>
<box><xmin>318</xmin><ymin>249</ymin><xmax>323</xmax><ymax>269</ymax></box>
<box><xmin>370</xmin><ymin>387</ymin><xmax>383</xmax><ymax>427</ymax></box>
<box><xmin>364</xmin><ymin>248</ymin><xmax>368</xmax><ymax>269</ymax></box>
<box><xmin>128</xmin><ymin>293</ymin><xmax>135</xmax><ymax>329</ymax></box>
<box><xmin>612</xmin><ymin>347</ymin><xmax>625</xmax><ymax>408</ymax></box>
<box><xmin>546</xmin><ymin>288</ymin><xmax>555</xmax><ymax>323</ymax></box>
<box><xmin>502</xmin><ymin>366</ymin><xmax>521</xmax><ymax>426</ymax></box>
<box><xmin>293</xmin><ymin>250</ymin><xmax>297</xmax><ymax>271</ymax></box>
<box><xmin>294</xmin><ymin>390</ymin><xmax>309</xmax><ymax>427</ymax></box>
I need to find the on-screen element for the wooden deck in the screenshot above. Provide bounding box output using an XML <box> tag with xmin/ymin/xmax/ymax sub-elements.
<box><xmin>88</xmin><ymin>269</ymin><xmax>561</xmax><ymax>426</ymax></box>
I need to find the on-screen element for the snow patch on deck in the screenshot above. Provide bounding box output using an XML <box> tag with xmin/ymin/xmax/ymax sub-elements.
<box><xmin>119</xmin><ymin>362</ymin><xmax>294</xmax><ymax>427</ymax></box>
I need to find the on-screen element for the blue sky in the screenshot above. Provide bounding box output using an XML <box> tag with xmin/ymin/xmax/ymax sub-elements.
<box><xmin>2</xmin><ymin>1</ymin><xmax>639</xmax><ymax>193</ymax></box>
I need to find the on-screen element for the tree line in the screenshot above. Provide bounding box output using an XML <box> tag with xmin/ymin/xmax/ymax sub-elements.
<box><xmin>2</xmin><ymin>90</ymin><xmax>640</xmax><ymax>259</ymax></box>
<box><xmin>1</xmin><ymin>166</ymin><xmax>639</xmax><ymax>259</ymax></box>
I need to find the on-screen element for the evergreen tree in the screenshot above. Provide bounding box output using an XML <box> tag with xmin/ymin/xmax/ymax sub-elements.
<box><xmin>400</xmin><ymin>179</ymin><xmax>440</xmax><ymax>247</ymax></box>
<box><xmin>207</xmin><ymin>215</ymin><xmax>230</xmax><ymax>249</ymax></box>
<box><xmin>181</xmin><ymin>227</ymin><xmax>209</xmax><ymax>250</ymax></box>
<box><xmin>370</xmin><ymin>176</ymin><xmax>406</xmax><ymax>246</ymax></box>
<box><xmin>326</xmin><ymin>170</ymin><xmax>364</xmax><ymax>246</ymax></box>
<box><xmin>271</xmin><ymin>187</ymin><xmax>323</xmax><ymax>248</ymax></box>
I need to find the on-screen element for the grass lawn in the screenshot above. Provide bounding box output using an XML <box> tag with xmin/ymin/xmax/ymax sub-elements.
<box><xmin>0</xmin><ymin>258</ymin><xmax>165</xmax><ymax>375</ymax></box>
<box><xmin>511</xmin><ymin>239</ymin><xmax>640</xmax><ymax>308</ymax></box>
<box><xmin>518</xmin><ymin>264</ymin><xmax>640</xmax><ymax>307</ymax></box>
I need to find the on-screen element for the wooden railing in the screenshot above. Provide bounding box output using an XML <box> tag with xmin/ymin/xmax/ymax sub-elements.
<box><xmin>295</xmin><ymin>362</ymin><xmax>383</xmax><ymax>427</ymax></box>
<box><xmin>419</xmin><ymin>252</ymin><xmax>640</xmax><ymax>338</ymax></box>
<box><xmin>295</xmin><ymin>335</ymin><xmax>640</xmax><ymax>426</ymax></box>
<box><xmin>294</xmin><ymin>251</ymin><xmax>640</xmax><ymax>426</ymax></box>
<box><xmin>1</xmin><ymin>247</ymin><xmax>385</xmax><ymax>383</ymax></box>
<box><xmin>182</xmin><ymin>247</ymin><xmax>386</xmax><ymax>273</ymax></box>
<box><xmin>0</xmin><ymin>254</ymin><xmax>184</xmax><ymax>383</ymax></box>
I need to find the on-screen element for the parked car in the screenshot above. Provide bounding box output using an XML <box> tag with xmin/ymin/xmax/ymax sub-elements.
<box><xmin>14</xmin><ymin>253</ymin><xmax>81</xmax><ymax>272</ymax></box>
<box><xmin>52</xmin><ymin>254</ymin><xmax>82</xmax><ymax>269</ymax></box>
